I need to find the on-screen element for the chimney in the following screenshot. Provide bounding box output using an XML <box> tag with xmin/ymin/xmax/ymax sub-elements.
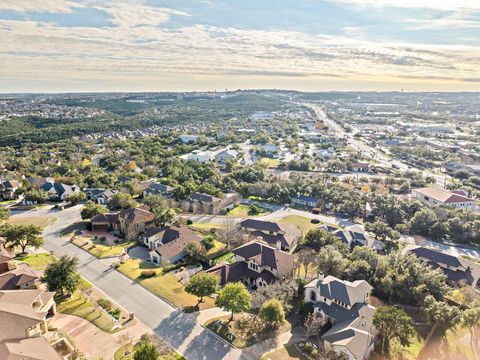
<box><xmin>318</xmin><ymin>272</ymin><xmax>324</xmax><ymax>281</ymax></box>
<box><xmin>276</xmin><ymin>240</ymin><xmax>282</xmax><ymax>250</ymax></box>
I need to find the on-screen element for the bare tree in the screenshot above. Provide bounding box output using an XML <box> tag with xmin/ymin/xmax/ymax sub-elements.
<box><xmin>116</xmin><ymin>332</ymin><xmax>133</xmax><ymax>348</ymax></box>
<box><xmin>297</xmin><ymin>248</ymin><xmax>317</xmax><ymax>280</ymax></box>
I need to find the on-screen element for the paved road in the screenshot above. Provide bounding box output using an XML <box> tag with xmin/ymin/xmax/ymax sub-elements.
<box><xmin>11</xmin><ymin>206</ymin><xmax>248</xmax><ymax>360</ymax></box>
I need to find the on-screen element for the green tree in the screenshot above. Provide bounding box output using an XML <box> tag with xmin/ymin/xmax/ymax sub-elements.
<box><xmin>184</xmin><ymin>242</ymin><xmax>207</xmax><ymax>265</ymax></box>
<box><xmin>133</xmin><ymin>342</ymin><xmax>160</xmax><ymax>360</ymax></box>
<box><xmin>110</xmin><ymin>192</ymin><xmax>137</xmax><ymax>209</ymax></box>
<box><xmin>42</xmin><ymin>255</ymin><xmax>80</xmax><ymax>296</ymax></box>
<box><xmin>2</xmin><ymin>224</ymin><xmax>43</xmax><ymax>254</ymax></box>
<box><xmin>81</xmin><ymin>201</ymin><xmax>107</xmax><ymax>220</ymax></box>
<box><xmin>462</xmin><ymin>307</ymin><xmax>480</xmax><ymax>344</ymax></box>
<box><xmin>423</xmin><ymin>295</ymin><xmax>462</xmax><ymax>337</ymax></box>
<box><xmin>153</xmin><ymin>208</ymin><xmax>175</xmax><ymax>227</ymax></box>
<box><xmin>258</xmin><ymin>299</ymin><xmax>285</xmax><ymax>326</ymax></box>
<box><xmin>248</xmin><ymin>202</ymin><xmax>262</xmax><ymax>215</ymax></box>
<box><xmin>365</xmin><ymin>220</ymin><xmax>399</xmax><ymax>241</ymax></box>
<box><xmin>373</xmin><ymin>306</ymin><xmax>415</xmax><ymax>355</ymax></box>
<box><xmin>66</xmin><ymin>191</ymin><xmax>87</xmax><ymax>205</ymax></box>
<box><xmin>185</xmin><ymin>272</ymin><xmax>219</xmax><ymax>303</ymax></box>
<box><xmin>0</xmin><ymin>207</ymin><xmax>9</xmax><ymax>222</ymax></box>
<box><xmin>215</xmin><ymin>282</ymin><xmax>251</xmax><ymax>321</ymax></box>
<box><xmin>23</xmin><ymin>189</ymin><xmax>49</xmax><ymax>204</ymax></box>
<box><xmin>317</xmin><ymin>245</ymin><xmax>345</xmax><ymax>278</ymax></box>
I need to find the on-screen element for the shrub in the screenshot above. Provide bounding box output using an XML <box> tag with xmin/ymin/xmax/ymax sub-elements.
<box><xmin>310</xmin><ymin>219</ymin><xmax>320</xmax><ymax>224</ymax></box>
<box><xmin>141</xmin><ymin>270</ymin><xmax>156</xmax><ymax>278</ymax></box>
<box><xmin>186</xmin><ymin>219</ymin><xmax>193</xmax><ymax>225</ymax></box>
<box><xmin>99</xmin><ymin>236</ymin><xmax>107</xmax><ymax>243</ymax></box>
<box><xmin>201</xmin><ymin>236</ymin><xmax>215</xmax><ymax>251</ymax></box>
<box><xmin>114</xmin><ymin>239</ymin><xmax>120</xmax><ymax>244</ymax></box>
<box><xmin>97</xmin><ymin>298</ymin><xmax>112</xmax><ymax>311</ymax></box>
<box><xmin>109</xmin><ymin>307</ymin><xmax>121</xmax><ymax>320</ymax></box>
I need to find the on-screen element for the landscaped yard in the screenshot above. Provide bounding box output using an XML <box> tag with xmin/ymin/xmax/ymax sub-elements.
<box><xmin>277</xmin><ymin>215</ymin><xmax>320</xmax><ymax>234</ymax></box>
<box><xmin>114</xmin><ymin>343</ymin><xmax>185</xmax><ymax>360</ymax></box>
<box><xmin>190</xmin><ymin>222</ymin><xmax>223</xmax><ymax>231</ymax></box>
<box><xmin>211</xmin><ymin>251</ymin><xmax>234</xmax><ymax>265</ymax></box>
<box><xmin>72</xmin><ymin>236</ymin><xmax>134</xmax><ymax>258</ymax></box>
<box><xmin>56</xmin><ymin>292</ymin><xmax>117</xmax><ymax>333</ymax></box>
<box><xmin>8</xmin><ymin>216</ymin><xmax>57</xmax><ymax>229</ymax></box>
<box><xmin>205</xmin><ymin>313</ymin><xmax>292</xmax><ymax>348</ymax></box>
<box><xmin>16</xmin><ymin>252</ymin><xmax>55</xmax><ymax>270</ymax></box>
<box><xmin>118</xmin><ymin>259</ymin><xmax>215</xmax><ymax>310</ymax></box>
<box><xmin>206</xmin><ymin>239</ymin><xmax>226</xmax><ymax>255</ymax></box>
<box><xmin>225</xmin><ymin>204</ymin><xmax>270</xmax><ymax>218</ymax></box>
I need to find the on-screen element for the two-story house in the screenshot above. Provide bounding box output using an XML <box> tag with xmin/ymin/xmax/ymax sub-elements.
<box><xmin>0</xmin><ymin>289</ymin><xmax>61</xmax><ymax>359</ymax></box>
<box><xmin>85</xmin><ymin>188</ymin><xmax>117</xmax><ymax>205</ymax></box>
<box><xmin>90</xmin><ymin>208</ymin><xmax>154</xmax><ymax>239</ymax></box>
<box><xmin>239</xmin><ymin>219</ymin><xmax>301</xmax><ymax>251</ymax></box>
<box><xmin>186</xmin><ymin>192</ymin><xmax>239</xmax><ymax>215</ymax></box>
<box><xmin>41</xmin><ymin>181</ymin><xmax>80</xmax><ymax>202</ymax></box>
<box><xmin>411</xmin><ymin>187</ymin><xmax>476</xmax><ymax>211</ymax></box>
<box><xmin>403</xmin><ymin>245</ymin><xmax>480</xmax><ymax>287</ymax></box>
<box><xmin>0</xmin><ymin>179</ymin><xmax>20</xmax><ymax>200</ymax></box>
<box><xmin>304</xmin><ymin>275</ymin><xmax>376</xmax><ymax>360</ymax></box>
<box><xmin>207</xmin><ymin>240</ymin><xmax>296</xmax><ymax>290</ymax></box>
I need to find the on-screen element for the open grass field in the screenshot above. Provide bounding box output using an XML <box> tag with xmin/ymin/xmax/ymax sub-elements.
<box><xmin>16</xmin><ymin>252</ymin><xmax>55</xmax><ymax>270</ymax></box>
<box><xmin>259</xmin><ymin>157</ymin><xmax>280</xmax><ymax>168</ymax></box>
<box><xmin>225</xmin><ymin>204</ymin><xmax>270</xmax><ymax>218</ymax></box>
<box><xmin>118</xmin><ymin>259</ymin><xmax>215</xmax><ymax>310</ymax></box>
<box><xmin>277</xmin><ymin>215</ymin><xmax>319</xmax><ymax>234</ymax></box>
<box><xmin>72</xmin><ymin>236</ymin><xmax>134</xmax><ymax>258</ymax></box>
<box><xmin>8</xmin><ymin>216</ymin><xmax>57</xmax><ymax>229</ymax></box>
<box><xmin>190</xmin><ymin>222</ymin><xmax>223</xmax><ymax>231</ymax></box>
<box><xmin>56</xmin><ymin>292</ymin><xmax>116</xmax><ymax>333</ymax></box>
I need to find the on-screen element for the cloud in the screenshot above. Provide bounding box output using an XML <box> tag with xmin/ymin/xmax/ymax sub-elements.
<box><xmin>0</xmin><ymin>0</ymin><xmax>82</xmax><ymax>13</ymax></box>
<box><xmin>326</xmin><ymin>0</ymin><xmax>480</xmax><ymax>11</ymax></box>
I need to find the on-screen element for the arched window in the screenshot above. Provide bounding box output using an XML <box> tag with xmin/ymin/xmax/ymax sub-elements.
<box><xmin>310</xmin><ymin>290</ymin><xmax>317</xmax><ymax>302</ymax></box>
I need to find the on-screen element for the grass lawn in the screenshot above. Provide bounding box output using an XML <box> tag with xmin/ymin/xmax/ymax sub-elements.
<box><xmin>118</xmin><ymin>259</ymin><xmax>215</xmax><ymax>310</ymax></box>
<box><xmin>16</xmin><ymin>253</ymin><xmax>55</xmax><ymax>270</ymax></box>
<box><xmin>72</xmin><ymin>236</ymin><xmax>134</xmax><ymax>258</ymax></box>
<box><xmin>225</xmin><ymin>204</ymin><xmax>269</xmax><ymax>218</ymax></box>
<box><xmin>261</xmin><ymin>344</ymin><xmax>308</xmax><ymax>360</ymax></box>
<box><xmin>211</xmin><ymin>252</ymin><xmax>234</xmax><ymax>265</ymax></box>
<box><xmin>8</xmin><ymin>216</ymin><xmax>57</xmax><ymax>229</ymax></box>
<box><xmin>277</xmin><ymin>215</ymin><xmax>319</xmax><ymax>234</ymax></box>
<box><xmin>206</xmin><ymin>239</ymin><xmax>226</xmax><ymax>255</ymax></box>
<box><xmin>205</xmin><ymin>313</ymin><xmax>291</xmax><ymax>348</ymax></box>
<box><xmin>259</xmin><ymin>158</ymin><xmax>280</xmax><ymax>168</ymax></box>
<box><xmin>56</xmin><ymin>292</ymin><xmax>116</xmax><ymax>333</ymax></box>
<box><xmin>115</xmin><ymin>343</ymin><xmax>186</xmax><ymax>360</ymax></box>
<box><xmin>190</xmin><ymin>222</ymin><xmax>223</xmax><ymax>231</ymax></box>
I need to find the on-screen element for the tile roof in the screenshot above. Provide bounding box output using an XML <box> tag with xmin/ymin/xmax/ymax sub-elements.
<box><xmin>413</xmin><ymin>187</ymin><xmax>473</xmax><ymax>203</ymax></box>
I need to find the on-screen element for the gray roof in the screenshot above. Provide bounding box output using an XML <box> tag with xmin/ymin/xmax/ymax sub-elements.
<box><xmin>188</xmin><ymin>192</ymin><xmax>221</xmax><ymax>203</ymax></box>
<box><xmin>307</xmin><ymin>275</ymin><xmax>373</xmax><ymax>307</ymax></box>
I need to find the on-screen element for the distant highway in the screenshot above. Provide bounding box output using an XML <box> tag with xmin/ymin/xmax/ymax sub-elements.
<box><xmin>305</xmin><ymin>103</ymin><xmax>447</xmax><ymax>186</ymax></box>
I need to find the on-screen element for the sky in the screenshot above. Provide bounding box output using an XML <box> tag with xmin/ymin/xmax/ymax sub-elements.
<box><xmin>1</xmin><ymin>0</ymin><xmax>480</xmax><ymax>93</ymax></box>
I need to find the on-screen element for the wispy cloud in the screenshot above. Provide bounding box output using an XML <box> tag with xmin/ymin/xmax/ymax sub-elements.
<box><xmin>0</xmin><ymin>0</ymin><xmax>82</xmax><ymax>13</ymax></box>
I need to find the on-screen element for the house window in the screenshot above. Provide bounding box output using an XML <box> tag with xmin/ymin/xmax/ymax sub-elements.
<box><xmin>310</xmin><ymin>291</ymin><xmax>317</xmax><ymax>302</ymax></box>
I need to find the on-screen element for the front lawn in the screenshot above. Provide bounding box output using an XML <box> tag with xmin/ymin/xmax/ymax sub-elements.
<box><xmin>72</xmin><ymin>236</ymin><xmax>134</xmax><ymax>258</ymax></box>
<box><xmin>225</xmin><ymin>204</ymin><xmax>270</xmax><ymax>218</ymax></box>
<box><xmin>16</xmin><ymin>253</ymin><xmax>55</xmax><ymax>270</ymax></box>
<box><xmin>205</xmin><ymin>313</ymin><xmax>292</xmax><ymax>348</ymax></box>
<box><xmin>118</xmin><ymin>259</ymin><xmax>215</xmax><ymax>310</ymax></box>
<box><xmin>190</xmin><ymin>222</ymin><xmax>223</xmax><ymax>231</ymax></box>
<box><xmin>56</xmin><ymin>292</ymin><xmax>117</xmax><ymax>333</ymax></box>
<box><xmin>8</xmin><ymin>216</ymin><xmax>57</xmax><ymax>229</ymax></box>
<box><xmin>277</xmin><ymin>215</ymin><xmax>319</xmax><ymax>234</ymax></box>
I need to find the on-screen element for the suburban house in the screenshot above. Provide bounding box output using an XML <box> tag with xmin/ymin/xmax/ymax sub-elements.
<box><xmin>291</xmin><ymin>194</ymin><xmax>321</xmax><ymax>208</ymax></box>
<box><xmin>411</xmin><ymin>187</ymin><xmax>476</xmax><ymax>211</ymax></box>
<box><xmin>0</xmin><ymin>289</ymin><xmax>62</xmax><ymax>360</ymax></box>
<box><xmin>305</xmin><ymin>275</ymin><xmax>376</xmax><ymax>360</ymax></box>
<box><xmin>215</xmin><ymin>149</ymin><xmax>239</xmax><ymax>166</ymax></box>
<box><xmin>179</xmin><ymin>134</ymin><xmax>199</xmax><ymax>143</ymax></box>
<box><xmin>85</xmin><ymin>188</ymin><xmax>117</xmax><ymax>205</ymax></box>
<box><xmin>90</xmin><ymin>208</ymin><xmax>154</xmax><ymax>238</ymax></box>
<box><xmin>331</xmin><ymin>224</ymin><xmax>382</xmax><ymax>250</ymax></box>
<box><xmin>41</xmin><ymin>181</ymin><xmax>80</xmax><ymax>201</ymax></box>
<box><xmin>141</xmin><ymin>225</ymin><xmax>202</xmax><ymax>265</ymax></box>
<box><xmin>239</xmin><ymin>219</ymin><xmax>301</xmax><ymax>251</ymax></box>
<box><xmin>0</xmin><ymin>238</ymin><xmax>39</xmax><ymax>290</ymax></box>
<box><xmin>256</xmin><ymin>144</ymin><xmax>278</xmax><ymax>158</ymax></box>
<box><xmin>403</xmin><ymin>245</ymin><xmax>480</xmax><ymax>287</ymax></box>
<box><xmin>207</xmin><ymin>240</ymin><xmax>295</xmax><ymax>289</ymax></box>
<box><xmin>186</xmin><ymin>192</ymin><xmax>239</xmax><ymax>215</ymax></box>
<box><xmin>143</xmin><ymin>182</ymin><xmax>175</xmax><ymax>198</ymax></box>
<box><xmin>351</xmin><ymin>162</ymin><xmax>370</xmax><ymax>172</ymax></box>
<box><xmin>182</xmin><ymin>150</ymin><xmax>215</xmax><ymax>163</ymax></box>
<box><xmin>0</xmin><ymin>179</ymin><xmax>20</xmax><ymax>200</ymax></box>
